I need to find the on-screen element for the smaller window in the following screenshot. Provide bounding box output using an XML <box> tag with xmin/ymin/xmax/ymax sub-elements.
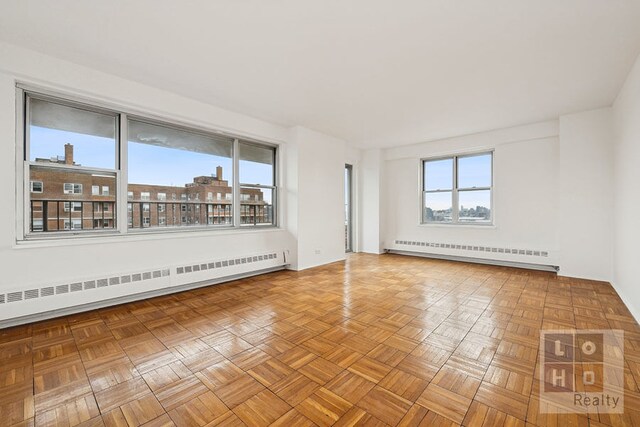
<box><xmin>216</xmin><ymin>192</ymin><xmax>222</xmax><ymax>200</ymax></box>
<box><xmin>127</xmin><ymin>191</ymin><xmax>134</xmax><ymax>200</ymax></box>
<box><xmin>102</xmin><ymin>186</ymin><xmax>109</xmax><ymax>196</ymax></box>
<box><xmin>64</xmin><ymin>218</ymin><xmax>82</xmax><ymax>230</ymax></box>
<box><xmin>30</xmin><ymin>181</ymin><xmax>43</xmax><ymax>193</ymax></box>
<box><xmin>422</xmin><ymin>152</ymin><xmax>493</xmax><ymax>224</ymax></box>
<box><xmin>63</xmin><ymin>202</ymin><xmax>82</xmax><ymax>212</ymax></box>
<box><xmin>225</xmin><ymin>193</ymin><xmax>232</xmax><ymax>201</ymax></box>
<box><xmin>181</xmin><ymin>194</ymin><xmax>187</xmax><ymax>201</ymax></box>
<box><xmin>64</xmin><ymin>183</ymin><xmax>83</xmax><ymax>194</ymax></box>
<box><xmin>207</xmin><ymin>192</ymin><xmax>213</xmax><ymax>201</ymax></box>
<box><xmin>157</xmin><ymin>192</ymin><xmax>166</xmax><ymax>201</ymax></box>
<box><xmin>142</xmin><ymin>203</ymin><xmax>150</xmax><ymax>212</ymax></box>
<box><xmin>32</xmin><ymin>219</ymin><xmax>43</xmax><ymax>231</ymax></box>
<box><xmin>92</xmin><ymin>185</ymin><xmax>100</xmax><ymax>196</ymax></box>
<box><xmin>159</xmin><ymin>217</ymin><xmax>166</xmax><ymax>225</ymax></box>
<box><xmin>158</xmin><ymin>204</ymin><xmax>166</xmax><ymax>213</ymax></box>
<box><xmin>103</xmin><ymin>202</ymin><xmax>110</xmax><ymax>211</ymax></box>
<box><xmin>141</xmin><ymin>192</ymin><xmax>150</xmax><ymax>201</ymax></box>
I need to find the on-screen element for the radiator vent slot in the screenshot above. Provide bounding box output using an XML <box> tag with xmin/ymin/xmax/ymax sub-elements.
<box><xmin>1</xmin><ymin>265</ymin><xmax>171</xmax><ymax>305</ymax></box>
<box><xmin>177</xmin><ymin>252</ymin><xmax>280</xmax><ymax>275</ymax></box>
<box><xmin>394</xmin><ymin>240</ymin><xmax>549</xmax><ymax>258</ymax></box>
<box><xmin>25</xmin><ymin>289</ymin><xmax>39</xmax><ymax>300</ymax></box>
<box><xmin>7</xmin><ymin>292</ymin><xmax>23</xmax><ymax>303</ymax></box>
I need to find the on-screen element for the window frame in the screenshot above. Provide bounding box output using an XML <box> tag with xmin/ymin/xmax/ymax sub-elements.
<box><xmin>420</xmin><ymin>151</ymin><xmax>494</xmax><ymax>226</ymax></box>
<box><xmin>30</xmin><ymin>181</ymin><xmax>43</xmax><ymax>193</ymax></box>
<box><xmin>238</xmin><ymin>140</ymin><xmax>278</xmax><ymax>227</ymax></box>
<box><xmin>17</xmin><ymin>85</ymin><xmax>280</xmax><ymax>241</ymax></box>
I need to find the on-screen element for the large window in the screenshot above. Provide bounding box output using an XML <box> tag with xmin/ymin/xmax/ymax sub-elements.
<box><xmin>422</xmin><ymin>152</ymin><xmax>493</xmax><ymax>224</ymax></box>
<box><xmin>20</xmin><ymin>89</ymin><xmax>278</xmax><ymax>238</ymax></box>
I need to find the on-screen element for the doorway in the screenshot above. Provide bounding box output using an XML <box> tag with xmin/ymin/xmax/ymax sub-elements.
<box><xmin>345</xmin><ymin>164</ymin><xmax>353</xmax><ymax>252</ymax></box>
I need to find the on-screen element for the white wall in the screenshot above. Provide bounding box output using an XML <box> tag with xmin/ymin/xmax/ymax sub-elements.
<box><xmin>381</xmin><ymin>121</ymin><xmax>562</xmax><ymax>267</ymax></box>
<box><xmin>0</xmin><ymin>42</ymin><xmax>349</xmax><ymax>322</ymax></box>
<box><xmin>360</xmin><ymin>149</ymin><xmax>385</xmax><ymax>254</ymax></box>
<box><xmin>612</xmin><ymin>53</ymin><xmax>640</xmax><ymax>321</ymax></box>
<box><xmin>288</xmin><ymin>127</ymin><xmax>349</xmax><ymax>270</ymax></box>
<box><xmin>558</xmin><ymin>109</ymin><xmax>613</xmax><ymax>281</ymax></box>
<box><xmin>378</xmin><ymin>116</ymin><xmax>617</xmax><ymax>280</ymax></box>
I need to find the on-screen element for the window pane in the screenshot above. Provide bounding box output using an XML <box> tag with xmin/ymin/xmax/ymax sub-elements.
<box><xmin>424</xmin><ymin>191</ymin><xmax>452</xmax><ymax>222</ymax></box>
<box><xmin>127</xmin><ymin>119</ymin><xmax>234</xmax><ymax>229</ymax></box>
<box><xmin>29</xmin><ymin>165</ymin><xmax>117</xmax><ymax>232</ymax></box>
<box><xmin>424</xmin><ymin>158</ymin><xmax>453</xmax><ymax>191</ymax></box>
<box><xmin>29</xmin><ymin>97</ymin><xmax>116</xmax><ymax>169</ymax></box>
<box><xmin>458</xmin><ymin>190</ymin><xmax>491</xmax><ymax>223</ymax></box>
<box><xmin>458</xmin><ymin>154</ymin><xmax>492</xmax><ymax>189</ymax></box>
<box><xmin>239</xmin><ymin>141</ymin><xmax>274</xmax><ymax>185</ymax></box>
<box><xmin>240</xmin><ymin>187</ymin><xmax>274</xmax><ymax>226</ymax></box>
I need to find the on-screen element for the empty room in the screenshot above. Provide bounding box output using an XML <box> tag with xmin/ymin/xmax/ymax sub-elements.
<box><xmin>1</xmin><ymin>1</ymin><xmax>640</xmax><ymax>426</ymax></box>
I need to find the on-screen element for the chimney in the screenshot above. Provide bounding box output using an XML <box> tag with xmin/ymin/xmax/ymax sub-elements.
<box><xmin>216</xmin><ymin>166</ymin><xmax>223</xmax><ymax>180</ymax></box>
<box><xmin>64</xmin><ymin>143</ymin><xmax>74</xmax><ymax>165</ymax></box>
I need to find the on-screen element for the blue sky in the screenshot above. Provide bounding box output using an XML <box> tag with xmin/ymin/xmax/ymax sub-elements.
<box><xmin>30</xmin><ymin>126</ymin><xmax>274</xmax><ymax>197</ymax></box>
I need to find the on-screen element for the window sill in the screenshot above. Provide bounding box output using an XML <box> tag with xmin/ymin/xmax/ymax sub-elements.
<box><xmin>418</xmin><ymin>223</ymin><xmax>496</xmax><ymax>229</ymax></box>
<box><xmin>14</xmin><ymin>226</ymin><xmax>283</xmax><ymax>249</ymax></box>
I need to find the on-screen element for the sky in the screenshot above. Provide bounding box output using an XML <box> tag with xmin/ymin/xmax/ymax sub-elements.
<box><xmin>424</xmin><ymin>154</ymin><xmax>492</xmax><ymax>210</ymax></box>
<box><xmin>30</xmin><ymin>126</ymin><xmax>274</xmax><ymax>202</ymax></box>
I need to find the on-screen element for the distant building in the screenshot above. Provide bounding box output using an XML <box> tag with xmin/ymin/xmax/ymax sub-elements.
<box><xmin>29</xmin><ymin>144</ymin><xmax>269</xmax><ymax>232</ymax></box>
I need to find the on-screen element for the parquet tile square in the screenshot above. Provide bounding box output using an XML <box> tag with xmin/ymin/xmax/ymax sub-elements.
<box><xmin>120</xmin><ymin>394</ymin><xmax>166</xmax><ymax>427</ymax></box>
<box><xmin>325</xmin><ymin>370</ymin><xmax>376</xmax><ymax>404</ymax></box>
<box><xmin>247</xmin><ymin>358</ymin><xmax>293</xmax><ymax>387</ymax></box>
<box><xmin>474</xmin><ymin>381</ymin><xmax>529</xmax><ymax>421</ymax></box>
<box><xmin>154</xmin><ymin>376</ymin><xmax>208</xmax><ymax>412</ymax></box>
<box><xmin>212</xmin><ymin>374</ymin><xmax>265</xmax><ymax>409</ymax></box>
<box><xmin>357</xmin><ymin>386</ymin><xmax>412</xmax><ymax>426</ymax></box>
<box><xmin>430</xmin><ymin>365</ymin><xmax>481</xmax><ymax>399</ymax></box>
<box><xmin>333</xmin><ymin>406</ymin><xmax>388</xmax><ymax>427</ymax></box>
<box><xmin>270</xmin><ymin>408</ymin><xmax>316</xmax><ymax>427</ymax></box>
<box><xmin>378</xmin><ymin>369</ymin><xmax>429</xmax><ymax>402</ymax></box>
<box><xmin>142</xmin><ymin>362</ymin><xmax>191</xmax><ymax>393</ymax></box>
<box><xmin>347</xmin><ymin>356</ymin><xmax>393</xmax><ymax>383</ymax></box>
<box><xmin>194</xmin><ymin>360</ymin><xmax>244</xmax><ymax>392</ymax></box>
<box><xmin>3</xmin><ymin>254</ymin><xmax>640</xmax><ymax>426</ymax></box>
<box><xmin>232</xmin><ymin>390</ymin><xmax>290</xmax><ymax>427</ymax></box>
<box><xmin>94</xmin><ymin>378</ymin><xmax>151</xmax><ymax>413</ymax></box>
<box><xmin>277</xmin><ymin>346</ymin><xmax>318</xmax><ymax>369</ymax></box>
<box><xmin>167</xmin><ymin>391</ymin><xmax>228</xmax><ymax>427</ymax></box>
<box><xmin>271</xmin><ymin>371</ymin><xmax>321</xmax><ymax>406</ymax></box>
<box><xmin>298</xmin><ymin>357</ymin><xmax>343</xmax><ymax>385</ymax></box>
<box><xmin>416</xmin><ymin>383</ymin><xmax>471</xmax><ymax>424</ymax></box>
<box><xmin>296</xmin><ymin>387</ymin><xmax>352</xmax><ymax>427</ymax></box>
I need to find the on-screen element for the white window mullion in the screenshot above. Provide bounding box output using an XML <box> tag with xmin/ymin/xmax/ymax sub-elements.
<box><xmin>117</xmin><ymin>113</ymin><xmax>128</xmax><ymax>235</ymax></box>
<box><xmin>233</xmin><ymin>138</ymin><xmax>240</xmax><ymax>228</ymax></box>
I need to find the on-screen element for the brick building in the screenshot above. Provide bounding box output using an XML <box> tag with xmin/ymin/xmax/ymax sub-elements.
<box><xmin>29</xmin><ymin>144</ymin><xmax>269</xmax><ymax>232</ymax></box>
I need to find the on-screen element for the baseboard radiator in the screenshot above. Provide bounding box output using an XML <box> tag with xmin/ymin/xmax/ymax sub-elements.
<box><xmin>387</xmin><ymin>240</ymin><xmax>558</xmax><ymax>272</ymax></box>
<box><xmin>0</xmin><ymin>249</ymin><xmax>290</xmax><ymax>329</ymax></box>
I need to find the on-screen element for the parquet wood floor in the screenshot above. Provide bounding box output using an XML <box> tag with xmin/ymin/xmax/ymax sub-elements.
<box><xmin>1</xmin><ymin>253</ymin><xmax>639</xmax><ymax>426</ymax></box>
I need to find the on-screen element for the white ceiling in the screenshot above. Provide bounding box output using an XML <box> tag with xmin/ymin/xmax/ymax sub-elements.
<box><xmin>2</xmin><ymin>1</ymin><xmax>640</xmax><ymax>148</ymax></box>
